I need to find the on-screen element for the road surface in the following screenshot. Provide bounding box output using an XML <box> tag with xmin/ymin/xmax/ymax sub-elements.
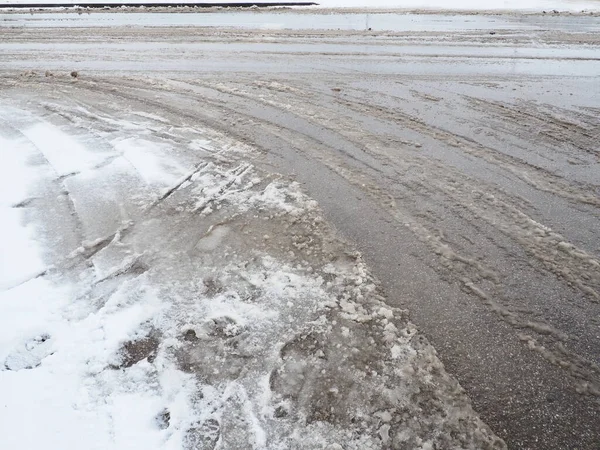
<box><xmin>1</xmin><ymin>9</ymin><xmax>599</xmax><ymax>449</ymax></box>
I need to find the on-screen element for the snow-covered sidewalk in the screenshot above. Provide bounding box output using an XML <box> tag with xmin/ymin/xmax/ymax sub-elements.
<box><xmin>0</xmin><ymin>74</ymin><xmax>504</xmax><ymax>449</ymax></box>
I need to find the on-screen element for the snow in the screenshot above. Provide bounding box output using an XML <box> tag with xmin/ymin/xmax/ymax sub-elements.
<box><xmin>0</xmin><ymin>209</ymin><xmax>45</xmax><ymax>289</ymax></box>
<box><xmin>0</xmin><ymin>279</ymin><xmax>107</xmax><ymax>449</ymax></box>
<box><xmin>0</xmin><ymin>265</ymin><xmax>193</xmax><ymax>449</ymax></box>
<box><xmin>0</xmin><ymin>82</ymin><xmax>503</xmax><ymax>449</ymax></box>
<box><xmin>0</xmin><ymin>134</ymin><xmax>40</xmax><ymax>207</ymax></box>
<box><xmin>0</xmin><ymin>133</ymin><xmax>46</xmax><ymax>290</ymax></box>
<box><xmin>21</xmin><ymin>122</ymin><xmax>107</xmax><ymax>177</ymax></box>
<box><xmin>0</xmin><ymin>108</ymin><xmax>194</xmax><ymax>449</ymax></box>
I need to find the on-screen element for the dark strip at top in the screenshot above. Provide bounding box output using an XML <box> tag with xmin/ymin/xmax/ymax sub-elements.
<box><xmin>0</xmin><ymin>2</ymin><xmax>318</xmax><ymax>8</ymax></box>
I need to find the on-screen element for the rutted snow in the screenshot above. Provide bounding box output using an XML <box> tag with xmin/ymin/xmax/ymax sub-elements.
<box><xmin>0</xmin><ymin>80</ymin><xmax>504</xmax><ymax>449</ymax></box>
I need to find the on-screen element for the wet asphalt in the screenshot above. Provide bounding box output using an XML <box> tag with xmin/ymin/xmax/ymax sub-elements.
<box><xmin>1</xmin><ymin>10</ymin><xmax>599</xmax><ymax>448</ymax></box>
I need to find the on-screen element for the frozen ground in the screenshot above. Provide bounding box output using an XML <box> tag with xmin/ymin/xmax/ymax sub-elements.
<box><xmin>1</xmin><ymin>8</ymin><xmax>600</xmax><ymax>450</ymax></box>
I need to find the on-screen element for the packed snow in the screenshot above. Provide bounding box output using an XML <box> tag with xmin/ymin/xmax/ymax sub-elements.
<box><xmin>0</xmin><ymin>74</ymin><xmax>505</xmax><ymax>449</ymax></box>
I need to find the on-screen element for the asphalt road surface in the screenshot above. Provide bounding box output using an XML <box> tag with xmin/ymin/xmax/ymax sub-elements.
<box><xmin>1</xmin><ymin>9</ymin><xmax>599</xmax><ymax>449</ymax></box>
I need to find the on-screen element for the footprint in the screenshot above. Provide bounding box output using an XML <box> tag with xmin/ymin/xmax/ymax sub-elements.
<box><xmin>155</xmin><ymin>408</ymin><xmax>171</xmax><ymax>430</ymax></box>
<box><xmin>3</xmin><ymin>333</ymin><xmax>53</xmax><ymax>371</ymax></box>
<box><xmin>205</xmin><ymin>316</ymin><xmax>243</xmax><ymax>339</ymax></box>
<box><xmin>110</xmin><ymin>332</ymin><xmax>160</xmax><ymax>369</ymax></box>
<box><xmin>183</xmin><ymin>418</ymin><xmax>220</xmax><ymax>450</ymax></box>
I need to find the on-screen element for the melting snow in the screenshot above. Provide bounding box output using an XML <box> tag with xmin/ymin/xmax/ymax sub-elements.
<box><xmin>0</xmin><ymin>84</ymin><xmax>504</xmax><ymax>449</ymax></box>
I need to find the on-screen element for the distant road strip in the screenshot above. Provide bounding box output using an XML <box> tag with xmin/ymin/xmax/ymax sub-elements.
<box><xmin>0</xmin><ymin>2</ymin><xmax>317</xmax><ymax>8</ymax></box>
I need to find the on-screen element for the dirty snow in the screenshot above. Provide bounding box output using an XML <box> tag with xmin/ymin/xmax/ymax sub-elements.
<box><xmin>0</xmin><ymin>76</ymin><xmax>504</xmax><ymax>449</ymax></box>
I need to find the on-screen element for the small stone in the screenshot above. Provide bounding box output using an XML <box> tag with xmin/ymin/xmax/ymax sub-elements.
<box><xmin>183</xmin><ymin>329</ymin><xmax>198</xmax><ymax>342</ymax></box>
<box><xmin>274</xmin><ymin>406</ymin><xmax>288</xmax><ymax>418</ymax></box>
<box><xmin>155</xmin><ymin>409</ymin><xmax>170</xmax><ymax>429</ymax></box>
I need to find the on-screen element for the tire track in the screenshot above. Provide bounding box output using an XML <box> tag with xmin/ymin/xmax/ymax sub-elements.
<box><xmin>9</xmin><ymin>73</ymin><xmax>598</xmax><ymax>448</ymax></box>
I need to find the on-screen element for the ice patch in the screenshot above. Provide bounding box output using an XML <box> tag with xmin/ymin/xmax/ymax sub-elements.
<box><xmin>65</xmin><ymin>157</ymin><xmax>147</xmax><ymax>241</ymax></box>
<box><xmin>117</xmin><ymin>137</ymin><xmax>189</xmax><ymax>187</ymax></box>
<box><xmin>195</xmin><ymin>224</ymin><xmax>230</xmax><ymax>252</ymax></box>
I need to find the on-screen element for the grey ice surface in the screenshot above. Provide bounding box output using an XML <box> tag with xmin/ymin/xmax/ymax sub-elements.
<box><xmin>1</xmin><ymin>10</ymin><xmax>600</xmax><ymax>32</ymax></box>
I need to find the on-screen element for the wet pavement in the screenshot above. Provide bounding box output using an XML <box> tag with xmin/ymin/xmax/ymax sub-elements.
<box><xmin>1</xmin><ymin>10</ymin><xmax>599</xmax><ymax>448</ymax></box>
